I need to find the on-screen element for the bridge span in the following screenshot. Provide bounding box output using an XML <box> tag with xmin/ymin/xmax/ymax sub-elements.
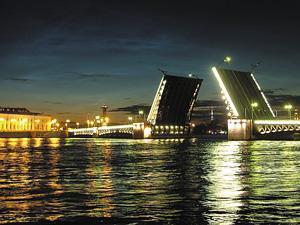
<box><xmin>68</xmin><ymin>123</ymin><xmax>147</xmax><ymax>139</ymax></box>
<box><xmin>213</xmin><ymin>67</ymin><xmax>299</xmax><ymax>140</ymax></box>
<box><xmin>69</xmin><ymin>72</ymin><xmax>202</xmax><ymax>139</ymax></box>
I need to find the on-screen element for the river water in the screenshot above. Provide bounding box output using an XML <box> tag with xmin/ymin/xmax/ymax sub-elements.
<box><xmin>0</xmin><ymin>138</ymin><xmax>300</xmax><ymax>224</ymax></box>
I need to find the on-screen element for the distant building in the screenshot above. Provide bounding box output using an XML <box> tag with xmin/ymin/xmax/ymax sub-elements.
<box><xmin>0</xmin><ymin>107</ymin><xmax>51</xmax><ymax>132</ymax></box>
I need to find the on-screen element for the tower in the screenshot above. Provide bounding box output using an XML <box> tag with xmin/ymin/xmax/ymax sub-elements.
<box><xmin>101</xmin><ymin>104</ymin><xmax>109</xmax><ymax>126</ymax></box>
<box><xmin>101</xmin><ymin>104</ymin><xmax>107</xmax><ymax>117</ymax></box>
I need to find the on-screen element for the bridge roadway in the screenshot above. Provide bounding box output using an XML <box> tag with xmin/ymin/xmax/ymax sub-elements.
<box><xmin>68</xmin><ymin>120</ymin><xmax>300</xmax><ymax>140</ymax></box>
<box><xmin>68</xmin><ymin>123</ymin><xmax>146</xmax><ymax>139</ymax></box>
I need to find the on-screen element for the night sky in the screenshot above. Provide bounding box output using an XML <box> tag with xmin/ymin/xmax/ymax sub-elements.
<box><xmin>1</xmin><ymin>0</ymin><xmax>300</xmax><ymax>123</ymax></box>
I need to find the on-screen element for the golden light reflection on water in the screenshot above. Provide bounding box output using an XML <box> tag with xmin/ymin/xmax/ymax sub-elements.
<box><xmin>48</xmin><ymin>138</ymin><xmax>60</xmax><ymax>148</ymax></box>
<box><xmin>1</xmin><ymin>138</ymin><xmax>300</xmax><ymax>224</ymax></box>
<box><xmin>20</xmin><ymin>138</ymin><xmax>30</xmax><ymax>148</ymax></box>
<box><xmin>206</xmin><ymin>141</ymin><xmax>244</xmax><ymax>225</ymax></box>
<box><xmin>85</xmin><ymin>140</ymin><xmax>115</xmax><ymax>218</ymax></box>
<box><xmin>0</xmin><ymin>138</ymin><xmax>66</xmax><ymax>223</ymax></box>
<box><xmin>244</xmin><ymin>141</ymin><xmax>300</xmax><ymax>223</ymax></box>
<box><xmin>0</xmin><ymin>139</ymin><xmax>31</xmax><ymax>222</ymax></box>
<box><xmin>33</xmin><ymin>138</ymin><xmax>43</xmax><ymax>148</ymax></box>
<box><xmin>100</xmin><ymin>141</ymin><xmax>115</xmax><ymax>218</ymax></box>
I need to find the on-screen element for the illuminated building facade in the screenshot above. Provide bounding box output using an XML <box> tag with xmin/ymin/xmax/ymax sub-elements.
<box><xmin>0</xmin><ymin>107</ymin><xmax>51</xmax><ymax>132</ymax></box>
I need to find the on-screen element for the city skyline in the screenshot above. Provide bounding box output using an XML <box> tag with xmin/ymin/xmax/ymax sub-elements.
<box><xmin>1</xmin><ymin>0</ymin><xmax>300</xmax><ymax>123</ymax></box>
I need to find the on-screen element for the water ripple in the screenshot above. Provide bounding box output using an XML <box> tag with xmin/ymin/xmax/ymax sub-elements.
<box><xmin>0</xmin><ymin>138</ymin><xmax>300</xmax><ymax>224</ymax></box>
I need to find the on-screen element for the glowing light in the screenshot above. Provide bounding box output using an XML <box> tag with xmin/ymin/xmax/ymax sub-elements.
<box><xmin>212</xmin><ymin>67</ymin><xmax>239</xmax><ymax>117</ymax></box>
<box><xmin>138</xmin><ymin>110</ymin><xmax>144</xmax><ymax>115</ymax></box>
<box><xmin>224</xmin><ymin>56</ymin><xmax>231</xmax><ymax>63</ymax></box>
<box><xmin>11</xmin><ymin>119</ymin><xmax>17</xmax><ymax>122</ymax></box>
<box><xmin>95</xmin><ymin>115</ymin><xmax>100</xmax><ymax>120</ymax></box>
<box><xmin>51</xmin><ymin>119</ymin><xmax>57</xmax><ymax>124</ymax></box>
<box><xmin>128</xmin><ymin>116</ymin><xmax>133</xmax><ymax>122</ymax></box>
<box><xmin>254</xmin><ymin>120</ymin><xmax>300</xmax><ymax>125</ymax></box>
<box><xmin>251</xmin><ymin>102</ymin><xmax>258</xmax><ymax>108</ymax></box>
<box><xmin>284</xmin><ymin>104</ymin><xmax>293</xmax><ymax>110</ymax></box>
<box><xmin>0</xmin><ymin>118</ymin><xmax>5</xmax><ymax>121</ymax></box>
<box><xmin>66</xmin><ymin>119</ymin><xmax>70</xmax><ymax>123</ymax></box>
<box><xmin>144</xmin><ymin>127</ymin><xmax>152</xmax><ymax>138</ymax></box>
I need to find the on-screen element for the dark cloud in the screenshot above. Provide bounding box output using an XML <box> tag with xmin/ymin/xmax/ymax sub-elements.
<box><xmin>56</xmin><ymin>112</ymin><xmax>72</xmax><ymax>115</ymax></box>
<box><xmin>263</xmin><ymin>88</ymin><xmax>286</xmax><ymax>95</ymax></box>
<box><xmin>66</xmin><ymin>72</ymin><xmax>120</xmax><ymax>80</ymax></box>
<box><xmin>2</xmin><ymin>77</ymin><xmax>34</xmax><ymax>83</ymax></box>
<box><xmin>78</xmin><ymin>73</ymin><xmax>112</xmax><ymax>80</ymax></box>
<box><xmin>267</xmin><ymin>94</ymin><xmax>300</xmax><ymax>107</ymax></box>
<box><xmin>111</xmin><ymin>104</ymin><xmax>151</xmax><ymax>114</ymax></box>
<box><xmin>43</xmin><ymin>101</ymin><xmax>64</xmax><ymax>105</ymax></box>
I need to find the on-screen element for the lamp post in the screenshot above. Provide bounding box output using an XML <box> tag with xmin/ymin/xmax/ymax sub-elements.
<box><xmin>217</xmin><ymin>56</ymin><xmax>232</xmax><ymax>67</ymax></box>
<box><xmin>128</xmin><ymin>116</ymin><xmax>133</xmax><ymax>123</ymax></box>
<box><xmin>284</xmin><ymin>104</ymin><xmax>293</xmax><ymax>120</ymax></box>
<box><xmin>251</xmin><ymin>102</ymin><xmax>258</xmax><ymax>119</ymax></box>
<box><xmin>138</xmin><ymin>110</ymin><xmax>144</xmax><ymax>122</ymax></box>
<box><xmin>66</xmin><ymin>119</ymin><xmax>70</xmax><ymax>129</ymax></box>
<box><xmin>224</xmin><ymin>56</ymin><xmax>231</xmax><ymax>63</ymax></box>
<box><xmin>76</xmin><ymin>122</ymin><xmax>79</xmax><ymax>129</ymax></box>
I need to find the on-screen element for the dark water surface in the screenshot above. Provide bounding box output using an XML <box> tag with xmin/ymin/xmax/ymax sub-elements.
<box><xmin>1</xmin><ymin>138</ymin><xmax>300</xmax><ymax>224</ymax></box>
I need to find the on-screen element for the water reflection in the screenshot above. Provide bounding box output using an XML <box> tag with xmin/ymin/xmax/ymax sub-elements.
<box><xmin>206</xmin><ymin>141</ymin><xmax>244</xmax><ymax>225</ymax></box>
<box><xmin>0</xmin><ymin>138</ymin><xmax>300</xmax><ymax>224</ymax></box>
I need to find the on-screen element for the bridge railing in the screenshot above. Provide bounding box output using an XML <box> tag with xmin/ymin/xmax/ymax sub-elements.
<box><xmin>254</xmin><ymin>120</ymin><xmax>300</xmax><ymax>134</ymax></box>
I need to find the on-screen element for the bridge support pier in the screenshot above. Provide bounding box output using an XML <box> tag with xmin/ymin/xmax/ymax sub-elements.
<box><xmin>228</xmin><ymin>119</ymin><xmax>253</xmax><ymax>140</ymax></box>
<box><xmin>132</xmin><ymin>123</ymin><xmax>145</xmax><ymax>139</ymax></box>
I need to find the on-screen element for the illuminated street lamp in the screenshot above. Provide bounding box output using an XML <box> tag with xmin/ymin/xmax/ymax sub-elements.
<box><xmin>87</xmin><ymin>120</ymin><xmax>90</xmax><ymax>128</ymax></box>
<box><xmin>76</xmin><ymin>122</ymin><xmax>79</xmax><ymax>129</ymax></box>
<box><xmin>90</xmin><ymin>121</ymin><xmax>94</xmax><ymax>127</ymax></box>
<box><xmin>96</xmin><ymin>119</ymin><xmax>101</xmax><ymax>127</ymax></box>
<box><xmin>138</xmin><ymin>110</ymin><xmax>145</xmax><ymax>121</ymax></box>
<box><xmin>51</xmin><ymin>119</ymin><xmax>57</xmax><ymax>130</ymax></box>
<box><xmin>65</xmin><ymin>119</ymin><xmax>70</xmax><ymax>129</ymax></box>
<box><xmin>224</xmin><ymin>56</ymin><xmax>231</xmax><ymax>63</ymax></box>
<box><xmin>251</xmin><ymin>102</ymin><xmax>258</xmax><ymax>119</ymax></box>
<box><xmin>284</xmin><ymin>104</ymin><xmax>293</xmax><ymax>120</ymax></box>
<box><xmin>128</xmin><ymin>116</ymin><xmax>133</xmax><ymax>123</ymax></box>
